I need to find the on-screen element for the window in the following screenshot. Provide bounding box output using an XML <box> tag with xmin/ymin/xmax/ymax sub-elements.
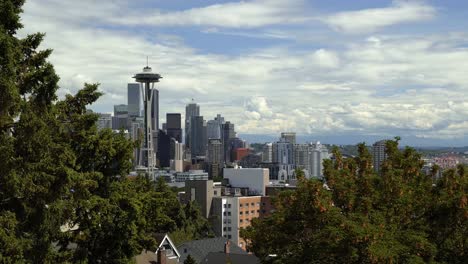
<box><xmin>257</xmin><ymin>210</ymin><xmax>260</xmax><ymax>213</ymax></box>
<box><xmin>228</xmin><ymin>212</ymin><xmax>231</xmax><ymax>216</ymax></box>
<box><xmin>240</xmin><ymin>211</ymin><xmax>243</xmax><ymax>215</ymax></box>
<box><xmin>240</xmin><ymin>203</ymin><xmax>243</xmax><ymax>208</ymax></box>
<box><xmin>224</xmin><ymin>204</ymin><xmax>227</xmax><ymax>208</ymax></box>
<box><xmin>246</xmin><ymin>211</ymin><xmax>249</xmax><ymax>215</ymax></box>
<box><xmin>228</xmin><ymin>227</ymin><xmax>232</xmax><ymax>231</ymax></box>
<box><xmin>251</xmin><ymin>210</ymin><xmax>254</xmax><ymax>214</ymax></box>
<box><xmin>223</xmin><ymin>227</ymin><xmax>227</xmax><ymax>231</ymax></box>
<box><xmin>214</xmin><ymin>190</ymin><xmax>218</xmax><ymax>195</ymax></box>
<box><xmin>240</xmin><ymin>219</ymin><xmax>243</xmax><ymax>223</ymax></box>
<box><xmin>228</xmin><ymin>235</ymin><xmax>232</xmax><ymax>239</ymax></box>
<box><xmin>251</xmin><ymin>203</ymin><xmax>254</xmax><ymax>206</ymax></box>
<box><xmin>262</xmin><ymin>210</ymin><xmax>266</xmax><ymax>213</ymax></box>
<box><xmin>223</xmin><ymin>212</ymin><xmax>226</xmax><ymax>216</ymax></box>
<box><xmin>228</xmin><ymin>204</ymin><xmax>231</xmax><ymax>208</ymax></box>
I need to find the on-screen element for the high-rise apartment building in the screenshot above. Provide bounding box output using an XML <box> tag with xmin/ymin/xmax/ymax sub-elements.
<box><xmin>185</xmin><ymin>102</ymin><xmax>200</xmax><ymax>148</ymax></box>
<box><xmin>262</xmin><ymin>143</ymin><xmax>273</xmax><ymax>162</ymax></box>
<box><xmin>281</xmin><ymin>132</ymin><xmax>296</xmax><ymax>144</ymax></box>
<box><xmin>372</xmin><ymin>140</ymin><xmax>388</xmax><ymax>173</ymax></box>
<box><xmin>127</xmin><ymin>83</ymin><xmax>140</xmax><ymax>118</ymax></box>
<box><xmin>166</xmin><ymin>113</ymin><xmax>182</xmax><ymax>143</ymax></box>
<box><xmin>309</xmin><ymin>141</ymin><xmax>329</xmax><ymax>179</ymax></box>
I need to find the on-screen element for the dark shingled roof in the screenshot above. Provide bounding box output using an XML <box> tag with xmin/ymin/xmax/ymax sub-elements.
<box><xmin>204</xmin><ymin>252</ymin><xmax>260</xmax><ymax>264</ymax></box>
<box><xmin>178</xmin><ymin>237</ymin><xmax>247</xmax><ymax>263</ymax></box>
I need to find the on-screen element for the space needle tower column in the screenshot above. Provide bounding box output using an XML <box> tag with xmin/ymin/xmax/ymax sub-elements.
<box><xmin>133</xmin><ymin>64</ymin><xmax>162</xmax><ymax>175</ymax></box>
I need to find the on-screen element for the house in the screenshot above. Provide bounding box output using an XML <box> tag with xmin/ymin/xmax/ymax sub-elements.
<box><xmin>135</xmin><ymin>233</ymin><xmax>181</xmax><ymax>264</ymax></box>
<box><xmin>178</xmin><ymin>237</ymin><xmax>259</xmax><ymax>264</ymax></box>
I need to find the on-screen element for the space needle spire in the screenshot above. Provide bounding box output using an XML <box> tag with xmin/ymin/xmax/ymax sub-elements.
<box><xmin>133</xmin><ymin>61</ymin><xmax>162</xmax><ymax>175</ymax></box>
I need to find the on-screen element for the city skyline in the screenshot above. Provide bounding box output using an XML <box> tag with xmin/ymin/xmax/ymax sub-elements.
<box><xmin>19</xmin><ymin>0</ymin><xmax>468</xmax><ymax>146</ymax></box>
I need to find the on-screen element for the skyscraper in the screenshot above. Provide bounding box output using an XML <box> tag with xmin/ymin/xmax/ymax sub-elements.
<box><xmin>166</xmin><ymin>113</ymin><xmax>182</xmax><ymax>143</ymax></box>
<box><xmin>222</xmin><ymin>122</ymin><xmax>235</xmax><ymax>163</ymax></box>
<box><xmin>281</xmin><ymin>132</ymin><xmax>296</xmax><ymax>144</ymax></box>
<box><xmin>185</xmin><ymin>101</ymin><xmax>200</xmax><ymax>148</ymax></box>
<box><xmin>372</xmin><ymin>140</ymin><xmax>388</xmax><ymax>173</ymax></box>
<box><xmin>113</xmin><ymin>104</ymin><xmax>128</xmax><ymax>116</ymax></box>
<box><xmin>151</xmin><ymin>89</ymin><xmax>159</xmax><ymax>158</ymax></box>
<box><xmin>127</xmin><ymin>83</ymin><xmax>140</xmax><ymax>118</ymax></box>
<box><xmin>207</xmin><ymin>138</ymin><xmax>223</xmax><ymax>165</ymax></box>
<box><xmin>272</xmin><ymin>138</ymin><xmax>294</xmax><ymax>165</ymax></box>
<box><xmin>190</xmin><ymin>116</ymin><xmax>206</xmax><ymax>157</ymax></box>
<box><xmin>112</xmin><ymin>104</ymin><xmax>128</xmax><ymax>130</ymax></box>
<box><xmin>151</xmin><ymin>89</ymin><xmax>159</xmax><ymax>131</ymax></box>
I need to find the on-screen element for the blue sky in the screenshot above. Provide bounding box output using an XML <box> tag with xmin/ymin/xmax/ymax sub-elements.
<box><xmin>19</xmin><ymin>0</ymin><xmax>468</xmax><ymax>146</ymax></box>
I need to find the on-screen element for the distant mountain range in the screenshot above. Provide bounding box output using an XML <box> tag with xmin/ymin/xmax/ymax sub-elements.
<box><xmin>239</xmin><ymin>134</ymin><xmax>468</xmax><ymax>149</ymax></box>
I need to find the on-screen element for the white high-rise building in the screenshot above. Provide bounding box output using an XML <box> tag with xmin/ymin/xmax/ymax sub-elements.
<box><xmin>171</xmin><ymin>141</ymin><xmax>184</xmax><ymax>172</ymax></box>
<box><xmin>310</xmin><ymin>141</ymin><xmax>329</xmax><ymax>179</ymax></box>
<box><xmin>262</xmin><ymin>143</ymin><xmax>273</xmax><ymax>162</ymax></box>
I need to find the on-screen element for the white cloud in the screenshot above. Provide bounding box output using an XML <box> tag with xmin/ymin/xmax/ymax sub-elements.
<box><xmin>18</xmin><ymin>0</ymin><xmax>468</xmax><ymax>143</ymax></box>
<box><xmin>323</xmin><ymin>1</ymin><xmax>436</xmax><ymax>34</ymax></box>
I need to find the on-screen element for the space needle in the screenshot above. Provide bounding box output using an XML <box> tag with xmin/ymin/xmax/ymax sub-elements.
<box><xmin>133</xmin><ymin>61</ymin><xmax>162</xmax><ymax>175</ymax></box>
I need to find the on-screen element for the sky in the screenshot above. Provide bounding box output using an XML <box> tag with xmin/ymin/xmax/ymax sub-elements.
<box><xmin>19</xmin><ymin>0</ymin><xmax>468</xmax><ymax>146</ymax></box>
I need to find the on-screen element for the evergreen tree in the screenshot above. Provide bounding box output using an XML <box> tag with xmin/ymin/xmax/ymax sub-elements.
<box><xmin>0</xmin><ymin>1</ymin><xmax>211</xmax><ymax>262</ymax></box>
<box><xmin>241</xmin><ymin>138</ymin><xmax>467</xmax><ymax>263</ymax></box>
<box><xmin>184</xmin><ymin>254</ymin><xmax>197</xmax><ymax>264</ymax></box>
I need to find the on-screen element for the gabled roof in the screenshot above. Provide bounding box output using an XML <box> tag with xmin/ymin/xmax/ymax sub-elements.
<box><xmin>178</xmin><ymin>237</ymin><xmax>247</xmax><ymax>263</ymax></box>
<box><xmin>154</xmin><ymin>233</ymin><xmax>181</xmax><ymax>260</ymax></box>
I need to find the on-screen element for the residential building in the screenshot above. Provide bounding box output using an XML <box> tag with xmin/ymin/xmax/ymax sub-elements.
<box><xmin>310</xmin><ymin>141</ymin><xmax>329</xmax><ymax>179</ymax></box>
<box><xmin>211</xmin><ymin>195</ymin><xmax>272</xmax><ymax>250</ymax></box>
<box><xmin>178</xmin><ymin>237</ymin><xmax>255</xmax><ymax>264</ymax></box>
<box><xmin>184</xmin><ymin>180</ymin><xmax>216</xmax><ymax>219</ymax></box>
<box><xmin>262</xmin><ymin>143</ymin><xmax>273</xmax><ymax>162</ymax></box>
<box><xmin>372</xmin><ymin>140</ymin><xmax>388</xmax><ymax>173</ymax></box>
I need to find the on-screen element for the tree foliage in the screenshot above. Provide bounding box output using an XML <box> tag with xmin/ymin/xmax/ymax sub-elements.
<box><xmin>242</xmin><ymin>139</ymin><xmax>468</xmax><ymax>263</ymax></box>
<box><xmin>0</xmin><ymin>1</ymin><xmax>210</xmax><ymax>262</ymax></box>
